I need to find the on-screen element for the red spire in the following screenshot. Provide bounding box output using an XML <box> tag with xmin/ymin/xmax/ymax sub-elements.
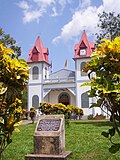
<box><xmin>27</xmin><ymin>36</ymin><xmax>49</xmax><ymax>64</ymax></box>
<box><xmin>74</xmin><ymin>31</ymin><xmax>95</xmax><ymax>59</ymax></box>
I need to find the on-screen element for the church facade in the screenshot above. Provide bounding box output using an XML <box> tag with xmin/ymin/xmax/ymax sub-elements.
<box><xmin>27</xmin><ymin>31</ymin><xmax>102</xmax><ymax>117</ymax></box>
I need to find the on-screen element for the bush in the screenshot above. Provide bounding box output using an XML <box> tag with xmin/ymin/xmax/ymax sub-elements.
<box><xmin>87</xmin><ymin>114</ymin><xmax>94</xmax><ymax>120</ymax></box>
<box><xmin>87</xmin><ymin>114</ymin><xmax>106</xmax><ymax>120</ymax></box>
<box><xmin>39</xmin><ymin>102</ymin><xmax>83</xmax><ymax>119</ymax></box>
<box><xmin>94</xmin><ymin>114</ymin><xmax>106</xmax><ymax>120</ymax></box>
<box><xmin>29</xmin><ymin>107</ymin><xmax>36</xmax><ymax>123</ymax></box>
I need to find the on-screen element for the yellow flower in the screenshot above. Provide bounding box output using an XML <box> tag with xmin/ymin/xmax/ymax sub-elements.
<box><xmin>14</xmin><ymin>120</ymin><xmax>22</xmax><ymax>127</ymax></box>
<box><xmin>14</xmin><ymin>128</ymin><xmax>20</xmax><ymax>132</ymax></box>
<box><xmin>15</xmin><ymin>106</ymin><xmax>23</xmax><ymax>114</ymax></box>
<box><xmin>6</xmin><ymin>114</ymin><xmax>15</xmax><ymax>129</ymax></box>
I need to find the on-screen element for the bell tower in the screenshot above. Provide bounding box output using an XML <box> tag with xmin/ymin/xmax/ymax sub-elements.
<box><xmin>74</xmin><ymin>31</ymin><xmax>95</xmax><ymax>116</ymax></box>
<box><xmin>27</xmin><ymin>36</ymin><xmax>50</xmax><ymax>110</ymax></box>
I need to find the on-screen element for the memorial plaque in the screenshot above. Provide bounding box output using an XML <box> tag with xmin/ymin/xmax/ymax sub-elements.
<box><xmin>37</xmin><ymin>119</ymin><xmax>61</xmax><ymax>131</ymax></box>
<box><xmin>25</xmin><ymin>115</ymin><xmax>72</xmax><ymax>160</ymax></box>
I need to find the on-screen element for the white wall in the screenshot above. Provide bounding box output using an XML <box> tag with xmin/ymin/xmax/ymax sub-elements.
<box><xmin>75</xmin><ymin>58</ymin><xmax>90</xmax><ymax>81</ymax></box>
<box><xmin>43</xmin><ymin>63</ymin><xmax>49</xmax><ymax>80</ymax></box>
<box><xmin>28</xmin><ymin>62</ymin><xmax>43</xmax><ymax>83</ymax></box>
<box><xmin>75</xmin><ymin>58</ymin><xmax>101</xmax><ymax>116</ymax></box>
<box><xmin>28</xmin><ymin>62</ymin><xmax>44</xmax><ymax>110</ymax></box>
<box><xmin>28</xmin><ymin>85</ymin><xmax>42</xmax><ymax>110</ymax></box>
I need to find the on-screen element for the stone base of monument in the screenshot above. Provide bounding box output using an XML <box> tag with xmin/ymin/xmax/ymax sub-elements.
<box><xmin>25</xmin><ymin>151</ymin><xmax>72</xmax><ymax>160</ymax></box>
<box><xmin>25</xmin><ymin>115</ymin><xmax>72</xmax><ymax>160</ymax></box>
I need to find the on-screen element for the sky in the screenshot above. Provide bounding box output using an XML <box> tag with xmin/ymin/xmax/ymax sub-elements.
<box><xmin>0</xmin><ymin>0</ymin><xmax>120</xmax><ymax>72</ymax></box>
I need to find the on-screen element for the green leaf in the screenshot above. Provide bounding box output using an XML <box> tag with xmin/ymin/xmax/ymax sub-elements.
<box><xmin>114</xmin><ymin>115</ymin><xmax>120</xmax><ymax>121</ymax></box>
<box><xmin>109</xmin><ymin>127</ymin><xmax>115</xmax><ymax>137</ymax></box>
<box><xmin>101</xmin><ymin>131</ymin><xmax>109</xmax><ymax>138</ymax></box>
<box><xmin>90</xmin><ymin>103</ymin><xmax>99</xmax><ymax>108</ymax></box>
<box><xmin>110</xmin><ymin>89</ymin><xmax>120</xmax><ymax>93</ymax></box>
<box><xmin>80</xmin><ymin>82</ymin><xmax>91</xmax><ymax>87</ymax></box>
<box><xmin>88</xmin><ymin>71</ymin><xmax>92</xmax><ymax>79</ymax></box>
<box><xmin>0</xmin><ymin>82</ymin><xmax>7</xmax><ymax>95</ymax></box>
<box><xmin>110</xmin><ymin>115</ymin><xmax>113</xmax><ymax>122</ymax></box>
<box><xmin>109</xmin><ymin>144</ymin><xmax>120</xmax><ymax>153</ymax></box>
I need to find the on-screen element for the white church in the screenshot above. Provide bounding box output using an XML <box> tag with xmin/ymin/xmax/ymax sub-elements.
<box><xmin>27</xmin><ymin>31</ymin><xmax>103</xmax><ymax>117</ymax></box>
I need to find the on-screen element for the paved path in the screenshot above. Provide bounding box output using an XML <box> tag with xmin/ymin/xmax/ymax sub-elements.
<box><xmin>21</xmin><ymin>119</ymin><xmax>38</xmax><ymax>125</ymax></box>
<box><xmin>21</xmin><ymin>115</ymin><xmax>40</xmax><ymax>125</ymax></box>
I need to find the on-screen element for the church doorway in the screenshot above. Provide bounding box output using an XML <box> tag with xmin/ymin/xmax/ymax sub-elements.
<box><xmin>58</xmin><ymin>93</ymin><xmax>70</xmax><ymax>106</ymax></box>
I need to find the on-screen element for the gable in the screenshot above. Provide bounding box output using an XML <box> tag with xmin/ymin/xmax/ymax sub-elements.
<box><xmin>74</xmin><ymin>31</ymin><xmax>95</xmax><ymax>59</ymax></box>
<box><xmin>32</xmin><ymin>46</ymin><xmax>38</xmax><ymax>53</ymax></box>
<box><xmin>80</xmin><ymin>41</ymin><xmax>87</xmax><ymax>49</ymax></box>
<box><xmin>50</xmin><ymin>69</ymin><xmax>75</xmax><ymax>79</ymax></box>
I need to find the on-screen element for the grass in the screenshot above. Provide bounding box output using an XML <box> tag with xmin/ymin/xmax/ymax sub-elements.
<box><xmin>3</xmin><ymin>120</ymin><xmax>120</xmax><ymax>160</ymax></box>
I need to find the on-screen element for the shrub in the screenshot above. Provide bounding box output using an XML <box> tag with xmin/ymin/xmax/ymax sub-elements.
<box><xmin>39</xmin><ymin>102</ymin><xmax>83</xmax><ymax>119</ymax></box>
<box><xmin>94</xmin><ymin>114</ymin><xmax>106</xmax><ymax>120</ymax></box>
<box><xmin>29</xmin><ymin>107</ymin><xmax>36</xmax><ymax>123</ymax></box>
<box><xmin>87</xmin><ymin>114</ymin><xmax>94</xmax><ymax>120</ymax></box>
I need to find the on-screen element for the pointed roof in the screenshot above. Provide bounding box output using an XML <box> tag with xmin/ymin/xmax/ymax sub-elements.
<box><xmin>27</xmin><ymin>36</ymin><xmax>49</xmax><ymax>64</ymax></box>
<box><xmin>74</xmin><ymin>31</ymin><xmax>95</xmax><ymax>59</ymax></box>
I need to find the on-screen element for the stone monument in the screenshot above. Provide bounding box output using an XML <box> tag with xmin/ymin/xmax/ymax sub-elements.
<box><xmin>25</xmin><ymin>114</ymin><xmax>71</xmax><ymax>160</ymax></box>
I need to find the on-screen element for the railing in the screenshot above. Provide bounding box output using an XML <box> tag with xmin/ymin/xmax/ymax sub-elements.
<box><xmin>44</xmin><ymin>77</ymin><xmax>75</xmax><ymax>83</ymax></box>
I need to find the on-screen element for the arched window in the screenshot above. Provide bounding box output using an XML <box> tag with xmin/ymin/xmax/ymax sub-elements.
<box><xmin>81</xmin><ymin>93</ymin><xmax>89</xmax><ymax>108</ymax></box>
<box><xmin>58</xmin><ymin>93</ymin><xmax>70</xmax><ymax>106</ymax></box>
<box><xmin>81</xmin><ymin>62</ymin><xmax>87</xmax><ymax>76</ymax></box>
<box><xmin>32</xmin><ymin>95</ymin><xmax>39</xmax><ymax>109</ymax></box>
<box><xmin>32</xmin><ymin>66</ymin><xmax>39</xmax><ymax>80</ymax></box>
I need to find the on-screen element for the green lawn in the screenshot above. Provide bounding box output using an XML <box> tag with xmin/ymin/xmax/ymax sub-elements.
<box><xmin>3</xmin><ymin>120</ymin><xmax>120</xmax><ymax>160</ymax></box>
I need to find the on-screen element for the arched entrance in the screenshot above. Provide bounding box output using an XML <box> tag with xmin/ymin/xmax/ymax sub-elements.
<box><xmin>58</xmin><ymin>93</ymin><xmax>70</xmax><ymax>106</ymax></box>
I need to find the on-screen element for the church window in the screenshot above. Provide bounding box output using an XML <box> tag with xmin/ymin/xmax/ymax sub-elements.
<box><xmin>81</xmin><ymin>93</ymin><xmax>89</xmax><ymax>108</ymax></box>
<box><xmin>58</xmin><ymin>93</ymin><xmax>70</xmax><ymax>106</ymax></box>
<box><xmin>80</xmin><ymin>49</ymin><xmax>86</xmax><ymax>55</ymax></box>
<box><xmin>81</xmin><ymin>62</ymin><xmax>87</xmax><ymax>76</ymax></box>
<box><xmin>32</xmin><ymin>95</ymin><xmax>39</xmax><ymax>109</ymax></box>
<box><xmin>32</xmin><ymin>66</ymin><xmax>39</xmax><ymax>80</ymax></box>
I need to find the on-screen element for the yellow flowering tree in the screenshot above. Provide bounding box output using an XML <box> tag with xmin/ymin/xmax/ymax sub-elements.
<box><xmin>82</xmin><ymin>37</ymin><xmax>120</xmax><ymax>153</ymax></box>
<box><xmin>0</xmin><ymin>44</ymin><xmax>29</xmax><ymax>157</ymax></box>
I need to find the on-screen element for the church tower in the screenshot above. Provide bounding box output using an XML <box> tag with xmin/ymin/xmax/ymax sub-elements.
<box><xmin>74</xmin><ymin>31</ymin><xmax>95</xmax><ymax>116</ymax></box>
<box><xmin>27</xmin><ymin>36</ymin><xmax>50</xmax><ymax>110</ymax></box>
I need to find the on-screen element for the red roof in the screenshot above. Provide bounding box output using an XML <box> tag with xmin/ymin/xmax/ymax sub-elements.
<box><xmin>74</xmin><ymin>31</ymin><xmax>95</xmax><ymax>59</ymax></box>
<box><xmin>27</xmin><ymin>36</ymin><xmax>49</xmax><ymax>64</ymax></box>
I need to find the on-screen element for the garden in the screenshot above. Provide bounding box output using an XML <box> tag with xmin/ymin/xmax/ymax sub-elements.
<box><xmin>3</xmin><ymin>120</ymin><xmax>120</xmax><ymax>160</ymax></box>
